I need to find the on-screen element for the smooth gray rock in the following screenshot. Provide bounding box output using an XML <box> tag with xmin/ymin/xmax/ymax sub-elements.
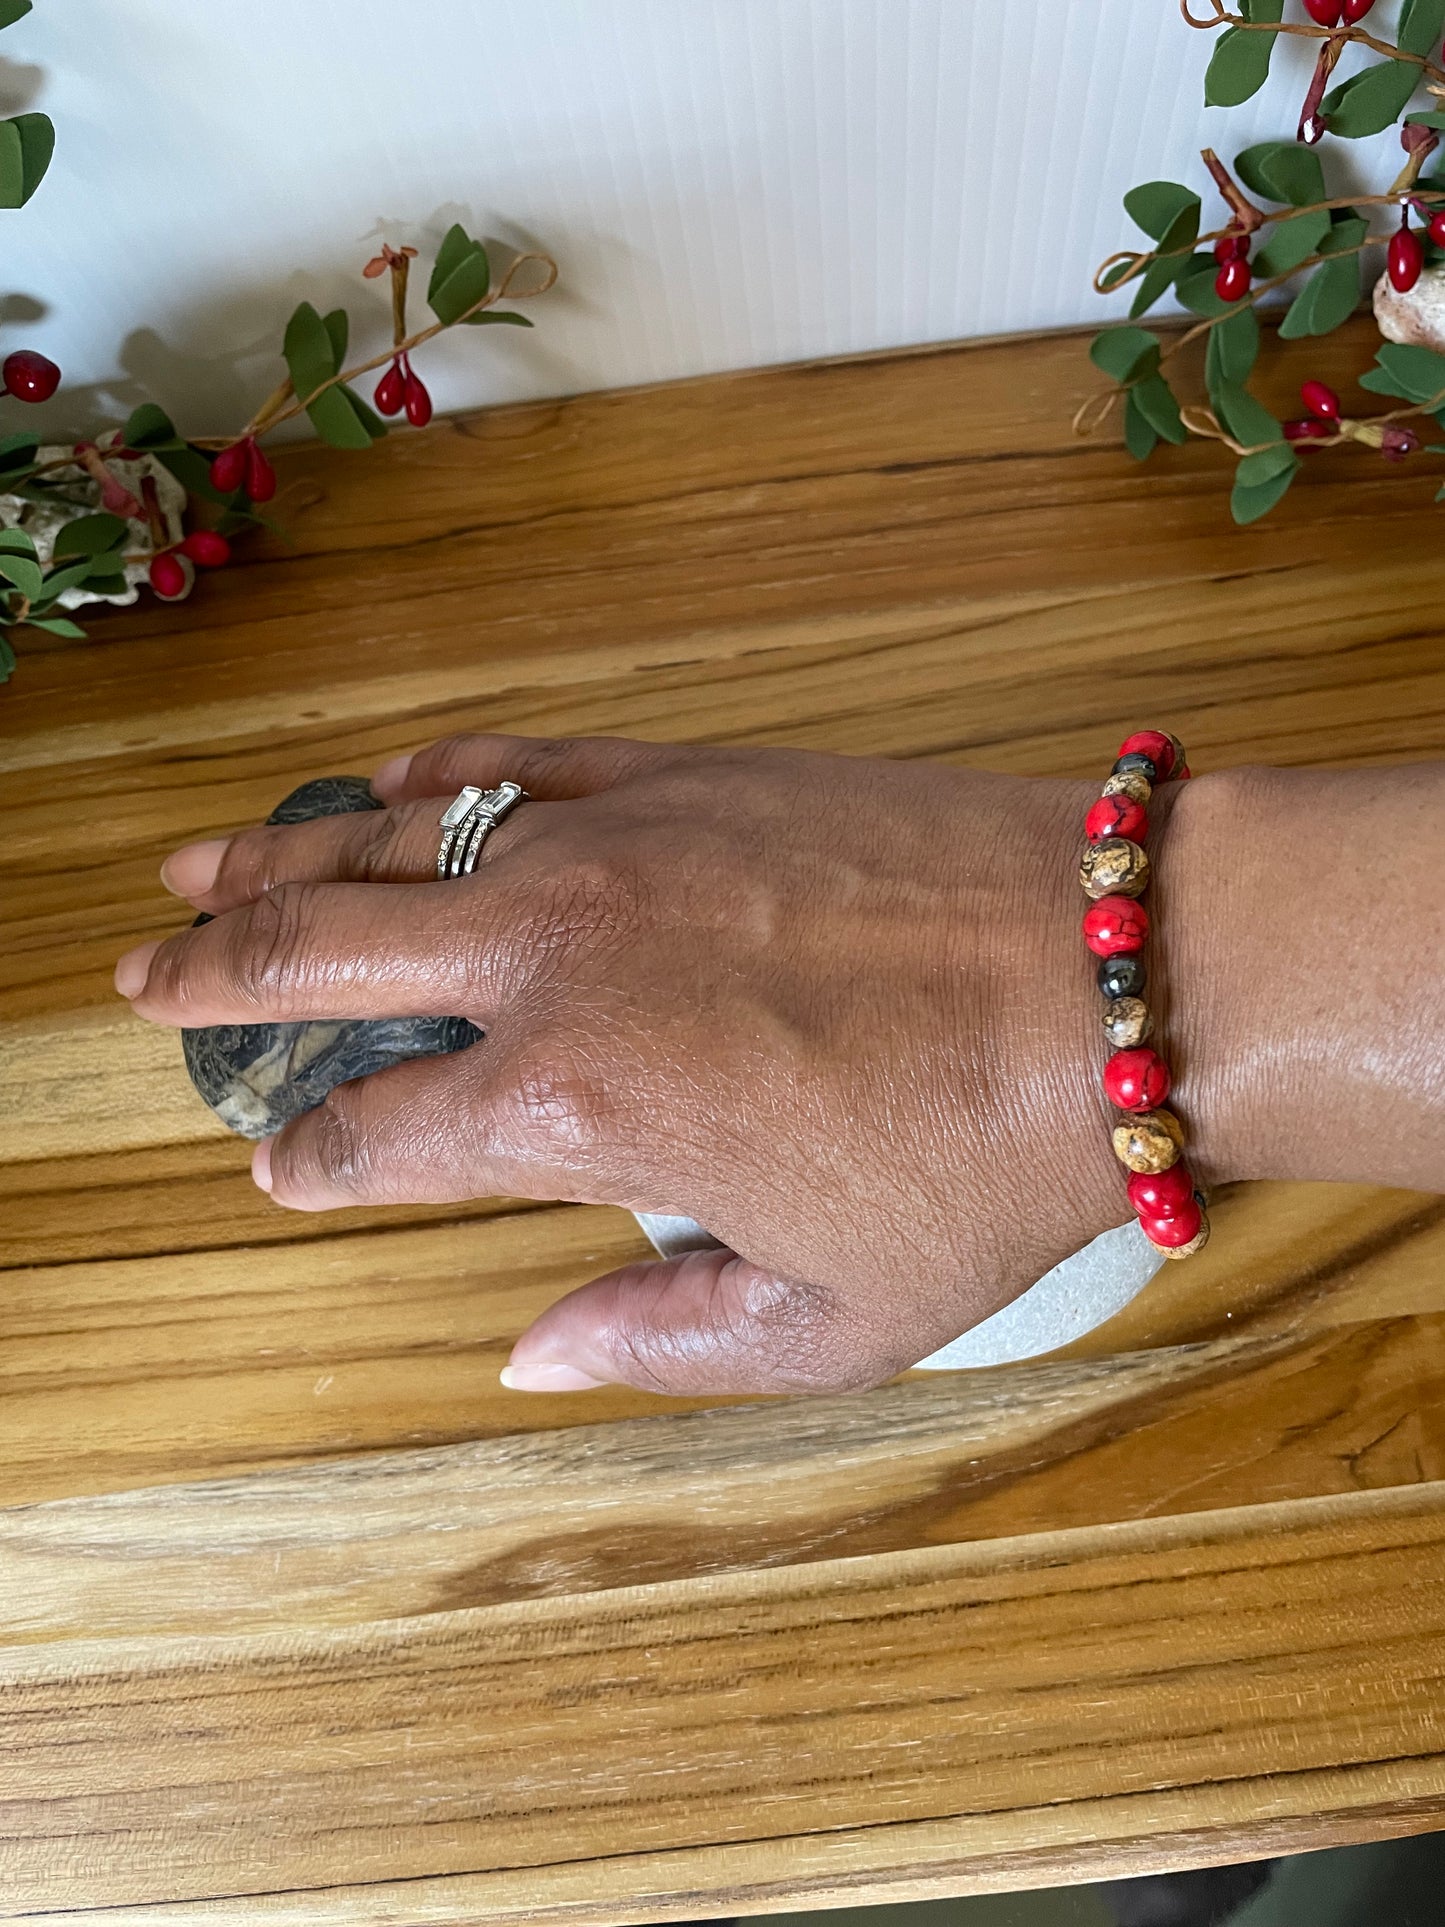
<box><xmin>182</xmin><ymin>776</ymin><xmax>480</xmax><ymax>1140</ymax></box>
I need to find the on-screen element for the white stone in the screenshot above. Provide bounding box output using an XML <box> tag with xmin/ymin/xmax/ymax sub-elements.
<box><xmin>1372</xmin><ymin>264</ymin><xmax>1445</xmax><ymax>353</ymax></box>
<box><xmin>0</xmin><ymin>445</ymin><xmax>187</xmax><ymax>609</ymax></box>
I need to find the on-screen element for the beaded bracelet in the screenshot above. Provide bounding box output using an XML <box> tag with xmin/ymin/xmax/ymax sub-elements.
<box><xmin>1079</xmin><ymin>729</ymin><xmax>1210</xmax><ymax>1261</ymax></box>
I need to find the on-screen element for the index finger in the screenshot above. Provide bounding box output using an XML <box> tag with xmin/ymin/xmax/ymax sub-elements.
<box><xmin>372</xmin><ymin>732</ymin><xmax>676</xmax><ymax>806</ymax></box>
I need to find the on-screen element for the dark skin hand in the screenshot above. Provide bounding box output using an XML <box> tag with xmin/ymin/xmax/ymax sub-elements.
<box><xmin>114</xmin><ymin>736</ymin><xmax>1445</xmax><ymax>1397</ymax></box>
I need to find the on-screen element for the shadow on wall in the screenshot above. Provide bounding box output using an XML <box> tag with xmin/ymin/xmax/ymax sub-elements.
<box><xmin>0</xmin><ymin>203</ymin><xmax>600</xmax><ymax>448</ymax></box>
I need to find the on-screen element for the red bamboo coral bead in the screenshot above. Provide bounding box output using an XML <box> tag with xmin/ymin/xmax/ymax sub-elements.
<box><xmin>1082</xmin><ymin>895</ymin><xmax>1149</xmax><ymax>957</ymax></box>
<box><xmin>1118</xmin><ymin>730</ymin><xmax>1176</xmax><ymax>779</ymax></box>
<box><xmin>1085</xmin><ymin>792</ymin><xmax>1148</xmax><ymax>843</ymax></box>
<box><xmin>1127</xmin><ymin>1163</ymin><xmax>1195</xmax><ymax>1220</ymax></box>
<box><xmin>1140</xmin><ymin>1197</ymin><xmax>1204</xmax><ymax>1248</ymax></box>
<box><xmin>1104</xmin><ymin>1046</ymin><xmax>1171</xmax><ymax>1111</ymax></box>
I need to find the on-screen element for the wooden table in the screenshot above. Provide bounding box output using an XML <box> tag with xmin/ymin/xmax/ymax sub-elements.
<box><xmin>2</xmin><ymin>318</ymin><xmax>1443</xmax><ymax>1922</ymax></box>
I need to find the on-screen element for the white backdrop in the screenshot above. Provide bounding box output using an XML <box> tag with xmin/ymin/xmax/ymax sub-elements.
<box><xmin>1</xmin><ymin>0</ymin><xmax>1409</xmax><ymax>439</ymax></box>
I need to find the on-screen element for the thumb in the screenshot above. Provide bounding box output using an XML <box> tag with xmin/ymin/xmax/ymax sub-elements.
<box><xmin>500</xmin><ymin>1246</ymin><xmax>885</xmax><ymax>1397</ymax></box>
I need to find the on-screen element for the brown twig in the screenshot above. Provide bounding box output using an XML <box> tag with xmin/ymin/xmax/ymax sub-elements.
<box><xmin>1180</xmin><ymin>0</ymin><xmax>1445</xmax><ymax>89</ymax></box>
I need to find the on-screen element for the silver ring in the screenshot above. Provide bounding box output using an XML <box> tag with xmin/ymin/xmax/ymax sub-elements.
<box><xmin>436</xmin><ymin>781</ymin><xmax>528</xmax><ymax>879</ymax></box>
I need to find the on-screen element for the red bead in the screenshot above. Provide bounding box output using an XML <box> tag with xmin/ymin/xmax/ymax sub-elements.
<box><xmin>374</xmin><ymin>359</ymin><xmax>406</xmax><ymax>416</ymax></box>
<box><xmin>1083</xmin><ymin>895</ymin><xmax>1149</xmax><ymax>957</ymax></box>
<box><xmin>1127</xmin><ymin>1163</ymin><xmax>1196</xmax><ymax>1219</ymax></box>
<box><xmin>245</xmin><ymin>439</ymin><xmax>277</xmax><ymax>503</ymax></box>
<box><xmin>178</xmin><ymin>529</ymin><xmax>230</xmax><ymax>568</ymax></box>
<box><xmin>1300</xmin><ymin>379</ymin><xmax>1339</xmax><ymax>421</ymax></box>
<box><xmin>2</xmin><ymin>349</ymin><xmax>60</xmax><ymax>403</ymax></box>
<box><xmin>1303</xmin><ymin>0</ymin><xmax>1341</xmax><ymax>21</ymax></box>
<box><xmin>1214</xmin><ymin>258</ymin><xmax>1251</xmax><ymax>303</ymax></box>
<box><xmin>1086</xmin><ymin>793</ymin><xmax>1148</xmax><ymax>843</ymax></box>
<box><xmin>1103</xmin><ymin>1046</ymin><xmax>1171</xmax><ymax>1112</ymax></box>
<box><xmin>1389</xmin><ymin>227</ymin><xmax>1424</xmax><ymax>293</ymax></box>
<box><xmin>1117</xmin><ymin>729</ymin><xmax>1175</xmax><ymax>779</ymax></box>
<box><xmin>1140</xmin><ymin>1197</ymin><xmax>1204</xmax><ymax>1248</ymax></box>
<box><xmin>402</xmin><ymin>359</ymin><xmax>433</xmax><ymax>428</ymax></box>
<box><xmin>148</xmin><ymin>552</ymin><xmax>188</xmax><ymax>599</ymax></box>
<box><xmin>209</xmin><ymin>442</ymin><xmax>248</xmax><ymax>493</ymax></box>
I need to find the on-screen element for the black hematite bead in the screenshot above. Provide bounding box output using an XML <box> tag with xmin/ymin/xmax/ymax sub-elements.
<box><xmin>1112</xmin><ymin>751</ymin><xmax>1158</xmax><ymax>783</ymax></box>
<box><xmin>181</xmin><ymin>776</ymin><xmax>482</xmax><ymax>1140</ymax></box>
<box><xmin>1097</xmin><ymin>953</ymin><xmax>1147</xmax><ymax>1000</ymax></box>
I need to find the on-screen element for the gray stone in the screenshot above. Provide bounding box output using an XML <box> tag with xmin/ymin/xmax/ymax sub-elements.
<box><xmin>182</xmin><ymin>777</ymin><xmax>480</xmax><ymax>1139</ymax></box>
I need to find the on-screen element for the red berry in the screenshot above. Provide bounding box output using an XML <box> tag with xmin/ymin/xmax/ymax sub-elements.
<box><xmin>1103</xmin><ymin>1046</ymin><xmax>1172</xmax><ymax>1113</ymax></box>
<box><xmin>1380</xmin><ymin>425</ymin><xmax>1421</xmax><ymax>461</ymax></box>
<box><xmin>1341</xmin><ymin>0</ymin><xmax>1375</xmax><ymax>18</ymax></box>
<box><xmin>149</xmin><ymin>552</ymin><xmax>190</xmax><ymax>600</ymax></box>
<box><xmin>1284</xmin><ymin>418</ymin><xmax>1334</xmax><ymax>442</ymax></box>
<box><xmin>1389</xmin><ymin>226</ymin><xmax>1424</xmax><ymax>293</ymax></box>
<box><xmin>244</xmin><ymin>439</ymin><xmax>277</xmax><ymax>503</ymax></box>
<box><xmin>402</xmin><ymin>358</ymin><xmax>433</xmax><ymax>428</ymax></box>
<box><xmin>1428</xmin><ymin>212</ymin><xmax>1445</xmax><ymax>248</ymax></box>
<box><xmin>1214</xmin><ymin>257</ymin><xmax>1251</xmax><ymax>303</ymax></box>
<box><xmin>1082</xmin><ymin>895</ymin><xmax>1149</xmax><ymax>958</ymax></box>
<box><xmin>209</xmin><ymin>442</ymin><xmax>248</xmax><ymax>493</ymax></box>
<box><xmin>1127</xmin><ymin>1163</ymin><xmax>1196</xmax><ymax>1220</ymax></box>
<box><xmin>374</xmin><ymin>359</ymin><xmax>406</xmax><ymax>416</ymax></box>
<box><xmin>1141</xmin><ymin>1198</ymin><xmax>1204</xmax><ymax>1249</ymax></box>
<box><xmin>1085</xmin><ymin>793</ymin><xmax>1148</xmax><ymax>844</ymax></box>
<box><xmin>2</xmin><ymin>349</ymin><xmax>61</xmax><ymax>404</ymax></box>
<box><xmin>178</xmin><ymin>529</ymin><xmax>231</xmax><ymax>568</ymax></box>
<box><xmin>1303</xmin><ymin>0</ymin><xmax>1342</xmax><ymax>21</ymax></box>
<box><xmin>1117</xmin><ymin>729</ymin><xmax>1176</xmax><ymax>779</ymax></box>
<box><xmin>1300</xmin><ymin>379</ymin><xmax>1340</xmax><ymax>420</ymax></box>
<box><xmin>1211</xmin><ymin>233</ymin><xmax>1248</xmax><ymax>264</ymax></box>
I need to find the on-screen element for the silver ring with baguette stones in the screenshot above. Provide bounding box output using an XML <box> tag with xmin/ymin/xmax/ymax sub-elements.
<box><xmin>436</xmin><ymin>782</ymin><xmax>528</xmax><ymax>879</ymax></box>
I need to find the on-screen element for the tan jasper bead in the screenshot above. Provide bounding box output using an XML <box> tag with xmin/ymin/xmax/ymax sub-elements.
<box><xmin>1079</xmin><ymin>837</ymin><xmax>1150</xmax><ymax>900</ymax></box>
<box><xmin>1101</xmin><ymin>995</ymin><xmax>1153</xmax><ymax>1049</ymax></box>
<box><xmin>1102</xmin><ymin>769</ymin><xmax>1152</xmax><ymax>805</ymax></box>
<box><xmin>1157</xmin><ymin>1213</ymin><xmax>1211</xmax><ymax>1261</ymax></box>
<box><xmin>1112</xmin><ymin>1108</ymin><xmax>1185</xmax><ymax>1174</ymax></box>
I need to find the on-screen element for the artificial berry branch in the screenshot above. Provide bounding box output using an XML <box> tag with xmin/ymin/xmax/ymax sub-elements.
<box><xmin>1083</xmin><ymin>0</ymin><xmax>1445</xmax><ymax>523</ymax></box>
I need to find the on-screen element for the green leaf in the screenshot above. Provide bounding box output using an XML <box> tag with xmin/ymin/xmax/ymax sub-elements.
<box><xmin>1214</xmin><ymin>382</ymin><xmax>1282</xmax><ymax>450</ymax></box>
<box><xmin>0</xmin><ymin>551</ymin><xmax>44</xmax><ymax>597</ymax></box>
<box><xmin>1399</xmin><ymin>0</ymin><xmax>1445</xmax><ymax>58</ymax></box>
<box><xmin>1405</xmin><ymin>110</ymin><xmax>1445</xmax><ymax>131</ymax></box>
<box><xmin>464</xmin><ymin>309</ymin><xmax>533</xmax><ymax>327</ymax></box>
<box><xmin>1089</xmin><ymin>327</ymin><xmax>1161</xmax><ymax>384</ymax></box>
<box><xmin>1231</xmin><ymin>456</ymin><xmax>1299</xmax><ymax>525</ymax></box>
<box><xmin>1175</xmin><ymin>256</ymin><xmax>1233</xmax><ymax>318</ymax></box>
<box><xmin>1235</xmin><ymin>443</ymin><xmax>1298</xmax><ymax>488</ymax></box>
<box><xmin>1239</xmin><ymin>0</ymin><xmax>1284</xmax><ymax>17</ymax></box>
<box><xmin>322</xmin><ymin>307</ymin><xmax>349</xmax><ymax>368</ymax></box>
<box><xmin>1234</xmin><ymin>141</ymin><xmax>1325</xmax><ymax>208</ymax></box>
<box><xmin>1131</xmin><ymin>374</ymin><xmax>1186</xmax><ymax>445</ymax></box>
<box><xmin>428</xmin><ymin>239</ymin><xmax>491</xmax><ymax>326</ymax></box>
<box><xmin>0</xmin><ymin>628</ymin><xmax>13</xmax><ymax>680</ymax></box>
<box><xmin>122</xmin><ymin>403</ymin><xmax>180</xmax><ymax>450</ymax></box>
<box><xmin>1205</xmin><ymin>25</ymin><xmax>1279</xmax><ymax>107</ymax></box>
<box><xmin>1322</xmin><ymin>59</ymin><xmax>1421</xmax><ymax>138</ymax></box>
<box><xmin>1358</xmin><ymin>341</ymin><xmax>1445</xmax><ymax>402</ymax></box>
<box><xmin>0</xmin><ymin>111</ymin><xmax>52</xmax><ymax>206</ymax></box>
<box><xmin>1098</xmin><ymin>257</ymin><xmax>1137</xmax><ymax>293</ymax></box>
<box><xmin>81</xmin><ymin>565</ymin><xmax>127</xmax><ymax>596</ymax></box>
<box><xmin>305</xmin><ymin>383</ymin><xmax>375</xmax><ymax>451</ymax></box>
<box><xmin>428</xmin><ymin>224</ymin><xmax>475</xmax><ymax>300</ymax></box>
<box><xmin>0</xmin><ymin>524</ymin><xmax>36</xmax><ymax>556</ymax></box>
<box><xmin>34</xmin><ymin>558</ymin><xmax>98</xmax><ymax>600</ymax></box>
<box><xmin>283</xmin><ymin>299</ymin><xmax>339</xmax><ymax>408</ymax></box>
<box><xmin>1318</xmin><ymin>212</ymin><xmax>1370</xmax><ymax>256</ymax></box>
<box><xmin>0</xmin><ymin>430</ymin><xmax>37</xmax><ymax>470</ymax></box>
<box><xmin>1253</xmin><ymin>208</ymin><xmax>1332</xmax><ymax>279</ymax></box>
<box><xmin>1278</xmin><ymin>254</ymin><xmax>1360</xmax><ymax>338</ymax></box>
<box><xmin>1206</xmin><ymin>305</ymin><xmax>1261</xmax><ymax>393</ymax></box>
<box><xmin>1123</xmin><ymin>390</ymin><xmax>1159</xmax><ymax>462</ymax></box>
<box><xmin>1123</xmin><ymin>182</ymin><xmax>1201</xmax><ymax>244</ymax></box>
<box><xmin>1129</xmin><ymin>254</ymin><xmax>1185</xmax><ymax>318</ymax></box>
<box><xmin>52</xmin><ymin>512</ymin><xmax>128</xmax><ymax>558</ymax></box>
<box><xmin>0</xmin><ymin>2</ymin><xmax>34</xmax><ymax>29</ymax></box>
<box><xmin>24</xmin><ymin>614</ymin><xmax>85</xmax><ymax>637</ymax></box>
<box><xmin>341</xmin><ymin>388</ymin><xmax>388</xmax><ymax>439</ymax></box>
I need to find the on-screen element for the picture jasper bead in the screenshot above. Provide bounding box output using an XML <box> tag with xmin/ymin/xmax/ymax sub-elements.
<box><xmin>1102</xmin><ymin>995</ymin><xmax>1152</xmax><ymax>1049</ymax></box>
<box><xmin>1085</xmin><ymin>792</ymin><xmax>1147</xmax><ymax>844</ymax></box>
<box><xmin>1111</xmin><ymin>1107</ymin><xmax>1185</xmax><ymax>1173</ymax></box>
<box><xmin>1079</xmin><ymin>836</ymin><xmax>1149</xmax><ymax>901</ymax></box>
<box><xmin>1112</xmin><ymin>751</ymin><xmax>1158</xmax><ymax>784</ymax></box>
<box><xmin>1157</xmin><ymin>1213</ymin><xmax>1211</xmax><ymax>1261</ymax></box>
<box><xmin>1082</xmin><ymin>894</ymin><xmax>1149</xmax><ymax>957</ymax></box>
<box><xmin>1101</xmin><ymin>769</ymin><xmax>1152</xmax><ymax>805</ymax></box>
<box><xmin>1103</xmin><ymin>1045</ymin><xmax>1171</xmax><ymax>1112</ymax></box>
<box><xmin>1097</xmin><ymin>953</ymin><xmax>1146</xmax><ymax>1000</ymax></box>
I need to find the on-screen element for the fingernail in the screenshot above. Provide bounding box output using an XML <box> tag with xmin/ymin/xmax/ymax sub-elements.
<box><xmin>114</xmin><ymin>940</ymin><xmax>163</xmax><ymax>999</ymax></box>
<box><xmin>252</xmin><ymin>1136</ymin><xmax>274</xmax><ymax>1193</ymax></box>
<box><xmin>500</xmin><ymin>1362</ymin><xmax>608</xmax><ymax>1392</ymax></box>
<box><xmin>370</xmin><ymin>753</ymin><xmax>413</xmax><ymax>797</ymax></box>
<box><xmin>160</xmin><ymin>837</ymin><xmax>229</xmax><ymax>898</ymax></box>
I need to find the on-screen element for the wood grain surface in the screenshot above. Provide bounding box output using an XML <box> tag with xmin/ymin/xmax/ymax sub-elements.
<box><xmin>1</xmin><ymin>316</ymin><xmax>1443</xmax><ymax>1917</ymax></box>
